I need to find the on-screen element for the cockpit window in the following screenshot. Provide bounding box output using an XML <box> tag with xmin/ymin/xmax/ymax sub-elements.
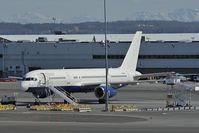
<box><xmin>23</xmin><ymin>77</ymin><xmax>37</xmax><ymax>81</ymax></box>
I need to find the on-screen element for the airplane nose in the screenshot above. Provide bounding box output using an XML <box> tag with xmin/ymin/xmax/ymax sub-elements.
<box><xmin>20</xmin><ymin>81</ymin><xmax>29</xmax><ymax>92</ymax></box>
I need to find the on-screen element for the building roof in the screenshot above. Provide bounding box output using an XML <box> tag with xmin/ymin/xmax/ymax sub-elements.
<box><xmin>0</xmin><ymin>33</ymin><xmax>199</xmax><ymax>42</ymax></box>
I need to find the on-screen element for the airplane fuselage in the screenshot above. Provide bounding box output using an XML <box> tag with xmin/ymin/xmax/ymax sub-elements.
<box><xmin>21</xmin><ymin>68</ymin><xmax>141</xmax><ymax>92</ymax></box>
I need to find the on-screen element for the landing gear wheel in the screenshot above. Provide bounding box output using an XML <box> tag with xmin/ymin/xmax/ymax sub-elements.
<box><xmin>98</xmin><ymin>99</ymin><xmax>106</xmax><ymax>104</ymax></box>
<box><xmin>34</xmin><ymin>98</ymin><xmax>40</xmax><ymax>105</ymax></box>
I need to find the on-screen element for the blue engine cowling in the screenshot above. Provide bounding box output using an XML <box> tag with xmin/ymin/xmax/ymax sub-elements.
<box><xmin>94</xmin><ymin>86</ymin><xmax>117</xmax><ymax>99</ymax></box>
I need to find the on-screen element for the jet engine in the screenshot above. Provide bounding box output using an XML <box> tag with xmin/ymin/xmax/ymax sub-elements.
<box><xmin>94</xmin><ymin>85</ymin><xmax>117</xmax><ymax>102</ymax></box>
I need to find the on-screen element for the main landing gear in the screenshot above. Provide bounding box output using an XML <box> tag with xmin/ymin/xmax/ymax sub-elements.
<box><xmin>98</xmin><ymin>99</ymin><xmax>106</xmax><ymax>104</ymax></box>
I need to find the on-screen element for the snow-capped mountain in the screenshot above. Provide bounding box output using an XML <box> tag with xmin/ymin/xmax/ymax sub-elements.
<box><xmin>134</xmin><ymin>11</ymin><xmax>168</xmax><ymax>21</ymax></box>
<box><xmin>168</xmin><ymin>9</ymin><xmax>199</xmax><ymax>22</ymax></box>
<box><xmin>133</xmin><ymin>9</ymin><xmax>199</xmax><ymax>22</ymax></box>
<box><xmin>3</xmin><ymin>8</ymin><xmax>199</xmax><ymax>23</ymax></box>
<box><xmin>7</xmin><ymin>12</ymin><xmax>51</xmax><ymax>23</ymax></box>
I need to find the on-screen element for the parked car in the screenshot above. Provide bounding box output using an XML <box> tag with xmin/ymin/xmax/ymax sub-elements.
<box><xmin>1</xmin><ymin>96</ymin><xmax>16</xmax><ymax>105</ymax></box>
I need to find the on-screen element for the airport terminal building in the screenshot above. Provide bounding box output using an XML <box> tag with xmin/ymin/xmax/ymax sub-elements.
<box><xmin>0</xmin><ymin>33</ymin><xmax>199</xmax><ymax>77</ymax></box>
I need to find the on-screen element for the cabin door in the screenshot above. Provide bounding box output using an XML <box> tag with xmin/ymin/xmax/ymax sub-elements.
<box><xmin>39</xmin><ymin>73</ymin><xmax>47</xmax><ymax>86</ymax></box>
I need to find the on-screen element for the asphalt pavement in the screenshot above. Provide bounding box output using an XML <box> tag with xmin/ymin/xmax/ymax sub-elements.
<box><xmin>0</xmin><ymin>82</ymin><xmax>199</xmax><ymax>133</ymax></box>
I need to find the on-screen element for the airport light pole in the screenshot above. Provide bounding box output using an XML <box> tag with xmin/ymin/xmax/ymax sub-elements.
<box><xmin>104</xmin><ymin>0</ymin><xmax>109</xmax><ymax>111</ymax></box>
<box><xmin>2</xmin><ymin>41</ymin><xmax>4</xmax><ymax>77</ymax></box>
<box><xmin>2</xmin><ymin>41</ymin><xmax>7</xmax><ymax>78</ymax></box>
<box><xmin>21</xmin><ymin>50</ymin><xmax>26</xmax><ymax>76</ymax></box>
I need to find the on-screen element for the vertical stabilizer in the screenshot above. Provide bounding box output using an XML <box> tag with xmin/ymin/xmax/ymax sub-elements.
<box><xmin>120</xmin><ymin>31</ymin><xmax>142</xmax><ymax>71</ymax></box>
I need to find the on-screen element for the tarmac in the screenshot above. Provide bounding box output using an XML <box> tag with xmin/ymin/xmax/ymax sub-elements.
<box><xmin>0</xmin><ymin>82</ymin><xmax>199</xmax><ymax>133</ymax></box>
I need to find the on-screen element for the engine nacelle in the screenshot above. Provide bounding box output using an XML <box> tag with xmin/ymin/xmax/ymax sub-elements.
<box><xmin>94</xmin><ymin>86</ymin><xmax>117</xmax><ymax>99</ymax></box>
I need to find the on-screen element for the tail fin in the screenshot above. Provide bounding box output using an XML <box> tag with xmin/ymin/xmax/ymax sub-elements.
<box><xmin>120</xmin><ymin>31</ymin><xmax>142</xmax><ymax>71</ymax></box>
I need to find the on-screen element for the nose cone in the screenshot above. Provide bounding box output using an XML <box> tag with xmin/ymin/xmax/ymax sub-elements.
<box><xmin>20</xmin><ymin>81</ymin><xmax>29</xmax><ymax>92</ymax></box>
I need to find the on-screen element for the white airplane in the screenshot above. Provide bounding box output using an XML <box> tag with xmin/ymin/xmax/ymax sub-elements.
<box><xmin>20</xmin><ymin>31</ymin><xmax>146</xmax><ymax>103</ymax></box>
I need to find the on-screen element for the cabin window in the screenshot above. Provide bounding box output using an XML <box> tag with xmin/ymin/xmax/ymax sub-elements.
<box><xmin>23</xmin><ymin>77</ymin><xmax>37</xmax><ymax>81</ymax></box>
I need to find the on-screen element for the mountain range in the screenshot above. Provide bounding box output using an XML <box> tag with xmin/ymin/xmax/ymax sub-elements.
<box><xmin>1</xmin><ymin>8</ymin><xmax>199</xmax><ymax>23</ymax></box>
<box><xmin>133</xmin><ymin>9</ymin><xmax>199</xmax><ymax>22</ymax></box>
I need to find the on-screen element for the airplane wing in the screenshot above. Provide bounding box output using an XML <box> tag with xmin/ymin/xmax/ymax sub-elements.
<box><xmin>175</xmin><ymin>73</ymin><xmax>199</xmax><ymax>82</ymax></box>
<box><xmin>78</xmin><ymin>81</ymin><xmax>102</xmax><ymax>87</ymax></box>
<box><xmin>79</xmin><ymin>72</ymin><xmax>175</xmax><ymax>87</ymax></box>
<box><xmin>75</xmin><ymin>72</ymin><xmax>176</xmax><ymax>89</ymax></box>
<box><xmin>134</xmin><ymin>72</ymin><xmax>175</xmax><ymax>80</ymax></box>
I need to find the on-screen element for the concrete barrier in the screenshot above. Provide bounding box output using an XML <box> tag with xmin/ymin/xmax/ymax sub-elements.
<box><xmin>111</xmin><ymin>105</ymin><xmax>138</xmax><ymax>112</ymax></box>
<box><xmin>0</xmin><ymin>104</ymin><xmax>16</xmax><ymax>111</ymax></box>
<box><xmin>73</xmin><ymin>105</ymin><xmax>92</xmax><ymax>112</ymax></box>
<box><xmin>54</xmin><ymin>104</ymin><xmax>74</xmax><ymax>111</ymax></box>
<box><xmin>30</xmin><ymin>104</ymin><xmax>75</xmax><ymax>111</ymax></box>
<box><xmin>141</xmin><ymin>106</ymin><xmax>199</xmax><ymax>112</ymax></box>
<box><xmin>157</xmin><ymin>108</ymin><xmax>163</xmax><ymax>111</ymax></box>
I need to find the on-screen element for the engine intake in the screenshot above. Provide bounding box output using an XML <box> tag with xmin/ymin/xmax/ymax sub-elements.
<box><xmin>94</xmin><ymin>86</ymin><xmax>117</xmax><ymax>99</ymax></box>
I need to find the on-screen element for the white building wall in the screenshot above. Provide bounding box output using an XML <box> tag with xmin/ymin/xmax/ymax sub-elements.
<box><xmin>0</xmin><ymin>40</ymin><xmax>199</xmax><ymax>76</ymax></box>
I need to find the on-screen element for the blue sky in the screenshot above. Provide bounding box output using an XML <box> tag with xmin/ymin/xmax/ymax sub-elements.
<box><xmin>0</xmin><ymin>0</ymin><xmax>199</xmax><ymax>23</ymax></box>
